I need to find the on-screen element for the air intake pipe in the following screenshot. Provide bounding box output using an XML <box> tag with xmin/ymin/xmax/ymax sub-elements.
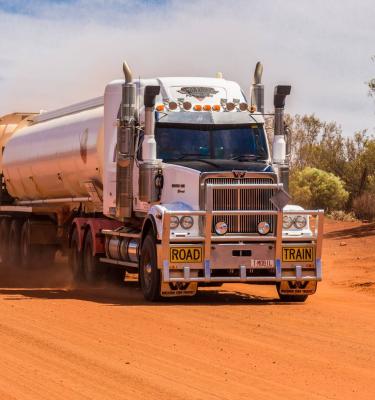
<box><xmin>251</xmin><ymin>62</ymin><xmax>264</xmax><ymax>114</ymax></box>
<box><xmin>139</xmin><ymin>85</ymin><xmax>163</xmax><ymax>203</ymax></box>
<box><xmin>273</xmin><ymin>85</ymin><xmax>291</xmax><ymax>191</ymax></box>
<box><xmin>116</xmin><ymin>61</ymin><xmax>136</xmax><ymax>219</ymax></box>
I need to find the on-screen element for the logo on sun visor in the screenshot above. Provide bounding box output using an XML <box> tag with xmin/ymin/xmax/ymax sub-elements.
<box><xmin>177</xmin><ymin>87</ymin><xmax>219</xmax><ymax>101</ymax></box>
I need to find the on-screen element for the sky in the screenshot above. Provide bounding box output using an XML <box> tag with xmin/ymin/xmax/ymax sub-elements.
<box><xmin>0</xmin><ymin>0</ymin><xmax>374</xmax><ymax>136</ymax></box>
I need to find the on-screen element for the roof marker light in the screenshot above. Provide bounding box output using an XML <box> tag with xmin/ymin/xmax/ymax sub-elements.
<box><xmin>194</xmin><ymin>104</ymin><xmax>202</xmax><ymax>111</ymax></box>
<box><xmin>226</xmin><ymin>102</ymin><xmax>236</xmax><ymax>111</ymax></box>
<box><xmin>239</xmin><ymin>102</ymin><xmax>248</xmax><ymax>112</ymax></box>
<box><xmin>156</xmin><ymin>104</ymin><xmax>165</xmax><ymax>112</ymax></box>
<box><xmin>212</xmin><ymin>105</ymin><xmax>221</xmax><ymax>112</ymax></box>
<box><xmin>250</xmin><ymin>104</ymin><xmax>257</xmax><ymax>113</ymax></box>
<box><xmin>203</xmin><ymin>104</ymin><xmax>212</xmax><ymax>111</ymax></box>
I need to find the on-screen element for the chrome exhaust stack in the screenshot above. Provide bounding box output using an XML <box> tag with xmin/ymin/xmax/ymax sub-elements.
<box><xmin>139</xmin><ymin>85</ymin><xmax>163</xmax><ymax>203</ymax></box>
<box><xmin>272</xmin><ymin>85</ymin><xmax>291</xmax><ymax>191</ymax></box>
<box><xmin>251</xmin><ymin>62</ymin><xmax>264</xmax><ymax>114</ymax></box>
<box><xmin>116</xmin><ymin>61</ymin><xmax>136</xmax><ymax>219</ymax></box>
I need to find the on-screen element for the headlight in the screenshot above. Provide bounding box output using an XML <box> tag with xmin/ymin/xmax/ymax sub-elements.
<box><xmin>283</xmin><ymin>215</ymin><xmax>293</xmax><ymax>229</ymax></box>
<box><xmin>180</xmin><ymin>216</ymin><xmax>194</xmax><ymax>230</ymax></box>
<box><xmin>294</xmin><ymin>215</ymin><xmax>307</xmax><ymax>229</ymax></box>
<box><xmin>258</xmin><ymin>221</ymin><xmax>270</xmax><ymax>235</ymax></box>
<box><xmin>215</xmin><ymin>221</ymin><xmax>228</xmax><ymax>235</ymax></box>
<box><xmin>170</xmin><ymin>216</ymin><xmax>179</xmax><ymax>229</ymax></box>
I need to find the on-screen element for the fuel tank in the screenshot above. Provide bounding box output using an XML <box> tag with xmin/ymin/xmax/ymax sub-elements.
<box><xmin>1</xmin><ymin>98</ymin><xmax>105</xmax><ymax>201</ymax></box>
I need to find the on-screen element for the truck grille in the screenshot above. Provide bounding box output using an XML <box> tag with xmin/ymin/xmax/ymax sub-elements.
<box><xmin>204</xmin><ymin>176</ymin><xmax>277</xmax><ymax>234</ymax></box>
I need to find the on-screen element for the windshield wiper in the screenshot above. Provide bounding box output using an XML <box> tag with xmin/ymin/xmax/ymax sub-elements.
<box><xmin>231</xmin><ymin>154</ymin><xmax>266</xmax><ymax>161</ymax></box>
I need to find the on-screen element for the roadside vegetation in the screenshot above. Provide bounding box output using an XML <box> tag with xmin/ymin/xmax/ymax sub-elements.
<box><xmin>267</xmin><ymin>112</ymin><xmax>375</xmax><ymax>221</ymax></box>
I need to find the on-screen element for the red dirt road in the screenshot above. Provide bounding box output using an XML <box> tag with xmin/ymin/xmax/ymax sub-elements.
<box><xmin>0</xmin><ymin>219</ymin><xmax>374</xmax><ymax>400</ymax></box>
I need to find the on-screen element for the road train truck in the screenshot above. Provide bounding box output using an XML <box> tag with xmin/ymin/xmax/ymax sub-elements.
<box><xmin>0</xmin><ymin>62</ymin><xmax>323</xmax><ymax>301</ymax></box>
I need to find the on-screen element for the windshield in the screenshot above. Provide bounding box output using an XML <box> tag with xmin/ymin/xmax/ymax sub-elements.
<box><xmin>155</xmin><ymin>124</ymin><xmax>268</xmax><ymax>161</ymax></box>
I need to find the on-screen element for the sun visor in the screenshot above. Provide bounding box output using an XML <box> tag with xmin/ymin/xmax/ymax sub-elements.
<box><xmin>156</xmin><ymin>111</ymin><xmax>259</xmax><ymax>126</ymax></box>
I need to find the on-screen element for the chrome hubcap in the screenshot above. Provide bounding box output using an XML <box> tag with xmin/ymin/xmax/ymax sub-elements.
<box><xmin>145</xmin><ymin>263</ymin><xmax>152</xmax><ymax>274</ymax></box>
<box><xmin>143</xmin><ymin>261</ymin><xmax>153</xmax><ymax>290</ymax></box>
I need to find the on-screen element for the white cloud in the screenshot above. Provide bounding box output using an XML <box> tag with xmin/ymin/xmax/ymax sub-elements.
<box><xmin>0</xmin><ymin>0</ymin><xmax>374</xmax><ymax>135</ymax></box>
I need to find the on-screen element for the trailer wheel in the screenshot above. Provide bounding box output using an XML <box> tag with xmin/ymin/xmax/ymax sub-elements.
<box><xmin>39</xmin><ymin>246</ymin><xmax>56</xmax><ymax>268</ymax></box>
<box><xmin>0</xmin><ymin>218</ymin><xmax>11</xmax><ymax>265</ymax></box>
<box><xmin>139</xmin><ymin>233</ymin><xmax>161</xmax><ymax>301</ymax></box>
<box><xmin>20</xmin><ymin>221</ymin><xmax>37</xmax><ymax>268</ymax></box>
<box><xmin>82</xmin><ymin>232</ymin><xmax>105</xmax><ymax>285</ymax></box>
<box><xmin>69</xmin><ymin>228</ymin><xmax>83</xmax><ymax>282</ymax></box>
<box><xmin>9</xmin><ymin>219</ymin><xmax>23</xmax><ymax>267</ymax></box>
<box><xmin>276</xmin><ymin>283</ymin><xmax>308</xmax><ymax>302</ymax></box>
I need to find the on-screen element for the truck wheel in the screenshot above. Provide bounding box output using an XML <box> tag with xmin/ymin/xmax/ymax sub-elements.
<box><xmin>20</xmin><ymin>220</ymin><xmax>37</xmax><ymax>268</ymax></box>
<box><xmin>39</xmin><ymin>246</ymin><xmax>56</xmax><ymax>267</ymax></box>
<box><xmin>69</xmin><ymin>228</ymin><xmax>83</xmax><ymax>282</ymax></box>
<box><xmin>8</xmin><ymin>219</ymin><xmax>23</xmax><ymax>267</ymax></box>
<box><xmin>276</xmin><ymin>283</ymin><xmax>308</xmax><ymax>302</ymax></box>
<box><xmin>0</xmin><ymin>218</ymin><xmax>11</xmax><ymax>265</ymax></box>
<box><xmin>82</xmin><ymin>232</ymin><xmax>105</xmax><ymax>285</ymax></box>
<box><xmin>139</xmin><ymin>233</ymin><xmax>161</xmax><ymax>301</ymax></box>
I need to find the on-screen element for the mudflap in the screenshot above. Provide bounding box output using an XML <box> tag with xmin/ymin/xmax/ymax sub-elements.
<box><xmin>160</xmin><ymin>281</ymin><xmax>198</xmax><ymax>297</ymax></box>
<box><xmin>279</xmin><ymin>281</ymin><xmax>317</xmax><ymax>295</ymax></box>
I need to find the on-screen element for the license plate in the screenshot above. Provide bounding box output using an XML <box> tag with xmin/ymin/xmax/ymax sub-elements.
<box><xmin>250</xmin><ymin>259</ymin><xmax>274</xmax><ymax>268</ymax></box>
<box><xmin>170</xmin><ymin>247</ymin><xmax>203</xmax><ymax>263</ymax></box>
<box><xmin>282</xmin><ymin>246</ymin><xmax>314</xmax><ymax>262</ymax></box>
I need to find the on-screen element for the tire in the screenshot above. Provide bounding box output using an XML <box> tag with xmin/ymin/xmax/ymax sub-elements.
<box><xmin>8</xmin><ymin>219</ymin><xmax>23</xmax><ymax>267</ymax></box>
<box><xmin>0</xmin><ymin>218</ymin><xmax>11</xmax><ymax>265</ymax></box>
<box><xmin>139</xmin><ymin>233</ymin><xmax>161</xmax><ymax>301</ymax></box>
<box><xmin>20</xmin><ymin>220</ymin><xmax>57</xmax><ymax>269</ymax></box>
<box><xmin>69</xmin><ymin>228</ymin><xmax>83</xmax><ymax>282</ymax></box>
<box><xmin>276</xmin><ymin>283</ymin><xmax>308</xmax><ymax>302</ymax></box>
<box><xmin>20</xmin><ymin>220</ymin><xmax>38</xmax><ymax>268</ymax></box>
<box><xmin>82</xmin><ymin>231</ymin><xmax>105</xmax><ymax>285</ymax></box>
<box><xmin>39</xmin><ymin>245</ymin><xmax>56</xmax><ymax>267</ymax></box>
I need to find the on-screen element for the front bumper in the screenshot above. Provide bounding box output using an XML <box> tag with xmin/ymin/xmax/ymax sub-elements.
<box><xmin>160</xmin><ymin>208</ymin><xmax>324</xmax><ymax>284</ymax></box>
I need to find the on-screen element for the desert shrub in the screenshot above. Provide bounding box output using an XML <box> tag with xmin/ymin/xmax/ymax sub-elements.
<box><xmin>327</xmin><ymin>210</ymin><xmax>357</xmax><ymax>222</ymax></box>
<box><xmin>290</xmin><ymin>167</ymin><xmax>349</xmax><ymax>211</ymax></box>
<box><xmin>352</xmin><ymin>192</ymin><xmax>375</xmax><ymax>221</ymax></box>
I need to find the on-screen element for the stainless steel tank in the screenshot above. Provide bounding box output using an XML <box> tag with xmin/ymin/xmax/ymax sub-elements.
<box><xmin>1</xmin><ymin>100</ymin><xmax>104</xmax><ymax>201</ymax></box>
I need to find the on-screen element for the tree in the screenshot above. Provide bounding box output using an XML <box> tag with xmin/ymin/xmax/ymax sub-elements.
<box><xmin>290</xmin><ymin>167</ymin><xmax>349</xmax><ymax>211</ymax></box>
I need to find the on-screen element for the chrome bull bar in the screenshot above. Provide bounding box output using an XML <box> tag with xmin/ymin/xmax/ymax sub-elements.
<box><xmin>161</xmin><ymin>184</ymin><xmax>324</xmax><ymax>283</ymax></box>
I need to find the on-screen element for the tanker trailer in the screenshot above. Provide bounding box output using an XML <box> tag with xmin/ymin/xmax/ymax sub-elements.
<box><xmin>0</xmin><ymin>61</ymin><xmax>324</xmax><ymax>301</ymax></box>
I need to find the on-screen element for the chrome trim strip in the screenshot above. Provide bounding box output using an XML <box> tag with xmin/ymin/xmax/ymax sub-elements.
<box><xmin>206</xmin><ymin>183</ymin><xmax>283</xmax><ymax>190</ymax></box>
<box><xmin>212</xmin><ymin>210</ymin><xmax>278</xmax><ymax>216</ymax></box>
<box><xmin>17</xmin><ymin>196</ymin><xmax>91</xmax><ymax>205</ymax></box>
<box><xmin>167</xmin><ymin>276</ymin><xmax>319</xmax><ymax>283</ymax></box>
<box><xmin>102</xmin><ymin>229</ymin><xmax>141</xmax><ymax>239</ymax></box>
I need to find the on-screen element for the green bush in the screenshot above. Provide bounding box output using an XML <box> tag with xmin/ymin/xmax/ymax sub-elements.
<box><xmin>290</xmin><ymin>167</ymin><xmax>349</xmax><ymax>211</ymax></box>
